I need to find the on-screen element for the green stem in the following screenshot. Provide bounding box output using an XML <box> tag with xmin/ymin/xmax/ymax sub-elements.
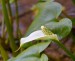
<box><xmin>7</xmin><ymin>0</ymin><xmax>13</xmax><ymax>28</ymax></box>
<box><xmin>0</xmin><ymin>44</ymin><xmax>9</xmax><ymax>61</ymax></box>
<box><xmin>1</xmin><ymin>18</ymin><xmax>5</xmax><ymax>38</ymax></box>
<box><xmin>1</xmin><ymin>0</ymin><xmax>18</xmax><ymax>54</ymax></box>
<box><xmin>14</xmin><ymin>0</ymin><xmax>19</xmax><ymax>38</ymax></box>
<box><xmin>53</xmin><ymin>40</ymin><xmax>75</xmax><ymax>61</ymax></box>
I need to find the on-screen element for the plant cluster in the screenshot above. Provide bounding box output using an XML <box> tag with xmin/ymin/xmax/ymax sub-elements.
<box><xmin>0</xmin><ymin>0</ymin><xmax>75</xmax><ymax>61</ymax></box>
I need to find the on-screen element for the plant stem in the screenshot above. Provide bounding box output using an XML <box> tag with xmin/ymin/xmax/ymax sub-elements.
<box><xmin>7</xmin><ymin>0</ymin><xmax>13</xmax><ymax>28</ymax></box>
<box><xmin>1</xmin><ymin>0</ymin><xmax>18</xmax><ymax>55</ymax></box>
<box><xmin>1</xmin><ymin>18</ymin><xmax>5</xmax><ymax>38</ymax></box>
<box><xmin>14</xmin><ymin>0</ymin><xmax>19</xmax><ymax>38</ymax></box>
<box><xmin>53</xmin><ymin>40</ymin><xmax>75</xmax><ymax>61</ymax></box>
<box><xmin>0</xmin><ymin>43</ymin><xmax>9</xmax><ymax>61</ymax></box>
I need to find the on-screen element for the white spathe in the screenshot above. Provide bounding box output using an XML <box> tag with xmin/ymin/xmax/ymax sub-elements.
<box><xmin>20</xmin><ymin>30</ymin><xmax>45</xmax><ymax>46</ymax></box>
<box><xmin>20</xmin><ymin>30</ymin><xmax>58</xmax><ymax>47</ymax></box>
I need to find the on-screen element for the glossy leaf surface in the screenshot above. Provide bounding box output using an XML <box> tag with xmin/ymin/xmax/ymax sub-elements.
<box><xmin>25</xmin><ymin>1</ymin><xmax>62</xmax><ymax>36</ymax></box>
<box><xmin>45</xmin><ymin>18</ymin><xmax>72</xmax><ymax>39</ymax></box>
<box><xmin>8</xmin><ymin>42</ymin><xmax>50</xmax><ymax>61</ymax></box>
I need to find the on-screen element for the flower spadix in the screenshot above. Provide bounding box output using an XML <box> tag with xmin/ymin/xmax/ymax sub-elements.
<box><xmin>20</xmin><ymin>26</ymin><xmax>58</xmax><ymax>47</ymax></box>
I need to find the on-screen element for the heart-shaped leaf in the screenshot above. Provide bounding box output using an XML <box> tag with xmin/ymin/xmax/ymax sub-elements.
<box><xmin>45</xmin><ymin>18</ymin><xmax>72</xmax><ymax>39</ymax></box>
<box><xmin>25</xmin><ymin>1</ymin><xmax>72</xmax><ymax>40</ymax></box>
<box><xmin>8</xmin><ymin>54</ymin><xmax>48</xmax><ymax>61</ymax></box>
<box><xmin>8</xmin><ymin>57</ymin><xmax>40</xmax><ymax>61</ymax></box>
<box><xmin>25</xmin><ymin>1</ymin><xmax>62</xmax><ymax>36</ymax></box>
<box><xmin>8</xmin><ymin>42</ymin><xmax>50</xmax><ymax>61</ymax></box>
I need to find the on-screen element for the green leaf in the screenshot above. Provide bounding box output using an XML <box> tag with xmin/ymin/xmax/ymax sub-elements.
<box><xmin>8</xmin><ymin>57</ymin><xmax>40</xmax><ymax>61</ymax></box>
<box><xmin>8</xmin><ymin>55</ymin><xmax>48</xmax><ymax>61</ymax></box>
<box><xmin>8</xmin><ymin>57</ymin><xmax>15</xmax><ymax>61</ymax></box>
<box><xmin>8</xmin><ymin>42</ymin><xmax>50</xmax><ymax>61</ymax></box>
<box><xmin>40</xmin><ymin>54</ymin><xmax>48</xmax><ymax>61</ymax></box>
<box><xmin>45</xmin><ymin>18</ymin><xmax>72</xmax><ymax>39</ymax></box>
<box><xmin>25</xmin><ymin>1</ymin><xmax>62</xmax><ymax>36</ymax></box>
<box><xmin>25</xmin><ymin>1</ymin><xmax>72</xmax><ymax>40</ymax></box>
<box><xmin>16</xmin><ymin>57</ymin><xmax>40</xmax><ymax>61</ymax></box>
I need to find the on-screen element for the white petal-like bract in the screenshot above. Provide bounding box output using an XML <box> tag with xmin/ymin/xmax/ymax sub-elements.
<box><xmin>20</xmin><ymin>30</ymin><xmax>45</xmax><ymax>46</ymax></box>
